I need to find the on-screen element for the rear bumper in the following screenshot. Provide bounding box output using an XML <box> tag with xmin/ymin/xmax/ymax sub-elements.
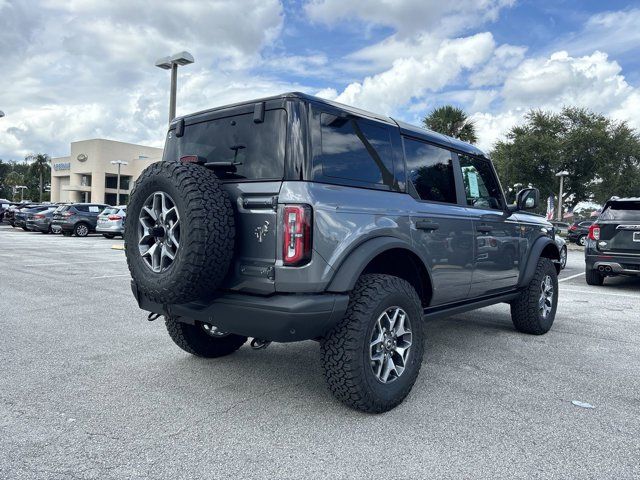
<box><xmin>586</xmin><ymin>253</ymin><xmax>640</xmax><ymax>276</ymax></box>
<box><xmin>26</xmin><ymin>220</ymin><xmax>49</xmax><ymax>232</ymax></box>
<box><xmin>131</xmin><ymin>282</ymin><xmax>350</xmax><ymax>342</ymax></box>
<box><xmin>96</xmin><ymin>224</ymin><xmax>124</xmax><ymax>233</ymax></box>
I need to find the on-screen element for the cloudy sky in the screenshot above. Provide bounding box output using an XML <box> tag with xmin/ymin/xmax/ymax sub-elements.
<box><xmin>1</xmin><ymin>0</ymin><xmax>639</xmax><ymax>160</ymax></box>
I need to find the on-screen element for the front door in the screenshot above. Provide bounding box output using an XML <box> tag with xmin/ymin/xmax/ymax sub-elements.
<box><xmin>456</xmin><ymin>153</ymin><xmax>521</xmax><ymax>296</ymax></box>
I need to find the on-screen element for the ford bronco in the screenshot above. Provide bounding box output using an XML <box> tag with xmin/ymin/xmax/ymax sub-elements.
<box><xmin>125</xmin><ymin>93</ymin><xmax>561</xmax><ymax>413</ymax></box>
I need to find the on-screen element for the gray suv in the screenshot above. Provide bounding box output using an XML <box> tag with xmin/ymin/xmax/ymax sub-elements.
<box><xmin>125</xmin><ymin>93</ymin><xmax>561</xmax><ymax>413</ymax></box>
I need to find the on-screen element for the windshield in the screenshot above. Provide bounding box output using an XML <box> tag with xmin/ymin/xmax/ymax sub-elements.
<box><xmin>600</xmin><ymin>202</ymin><xmax>640</xmax><ymax>221</ymax></box>
<box><xmin>163</xmin><ymin>109</ymin><xmax>287</xmax><ymax>180</ymax></box>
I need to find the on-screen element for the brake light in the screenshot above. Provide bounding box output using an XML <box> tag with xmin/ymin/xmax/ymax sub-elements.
<box><xmin>63</xmin><ymin>211</ymin><xmax>75</xmax><ymax>217</ymax></box>
<box><xmin>283</xmin><ymin>205</ymin><xmax>312</xmax><ymax>266</ymax></box>
<box><xmin>34</xmin><ymin>214</ymin><xmax>45</xmax><ymax>219</ymax></box>
<box><xmin>569</xmin><ymin>225</ymin><xmax>577</xmax><ymax>231</ymax></box>
<box><xmin>588</xmin><ymin>224</ymin><xmax>600</xmax><ymax>241</ymax></box>
<box><xmin>108</xmin><ymin>214</ymin><xmax>122</xmax><ymax>220</ymax></box>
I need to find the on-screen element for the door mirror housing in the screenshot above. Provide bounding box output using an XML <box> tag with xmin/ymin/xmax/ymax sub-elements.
<box><xmin>514</xmin><ymin>188</ymin><xmax>539</xmax><ymax>211</ymax></box>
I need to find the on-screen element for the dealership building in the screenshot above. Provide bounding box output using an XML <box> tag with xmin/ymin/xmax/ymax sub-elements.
<box><xmin>50</xmin><ymin>139</ymin><xmax>163</xmax><ymax>205</ymax></box>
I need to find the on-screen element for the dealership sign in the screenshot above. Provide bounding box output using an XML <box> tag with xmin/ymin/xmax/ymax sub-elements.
<box><xmin>54</xmin><ymin>162</ymin><xmax>71</xmax><ymax>171</ymax></box>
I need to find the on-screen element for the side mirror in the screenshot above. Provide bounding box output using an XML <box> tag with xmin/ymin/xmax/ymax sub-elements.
<box><xmin>515</xmin><ymin>188</ymin><xmax>539</xmax><ymax>210</ymax></box>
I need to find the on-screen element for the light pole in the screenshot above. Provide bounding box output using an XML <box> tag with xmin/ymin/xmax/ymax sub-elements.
<box><xmin>555</xmin><ymin>171</ymin><xmax>569</xmax><ymax>221</ymax></box>
<box><xmin>155</xmin><ymin>51</ymin><xmax>194</xmax><ymax>123</ymax></box>
<box><xmin>15</xmin><ymin>185</ymin><xmax>27</xmax><ymax>202</ymax></box>
<box><xmin>110</xmin><ymin>160</ymin><xmax>128</xmax><ymax>205</ymax></box>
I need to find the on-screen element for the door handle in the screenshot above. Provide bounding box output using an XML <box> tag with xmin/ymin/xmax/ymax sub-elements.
<box><xmin>415</xmin><ymin>220</ymin><xmax>440</xmax><ymax>231</ymax></box>
<box><xmin>477</xmin><ymin>224</ymin><xmax>493</xmax><ymax>233</ymax></box>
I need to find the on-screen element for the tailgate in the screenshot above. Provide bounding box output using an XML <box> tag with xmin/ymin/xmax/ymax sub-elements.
<box><xmin>220</xmin><ymin>181</ymin><xmax>282</xmax><ymax>294</ymax></box>
<box><xmin>598</xmin><ymin>222</ymin><xmax>640</xmax><ymax>254</ymax></box>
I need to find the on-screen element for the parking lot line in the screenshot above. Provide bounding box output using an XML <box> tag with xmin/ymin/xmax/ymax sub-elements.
<box><xmin>559</xmin><ymin>272</ymin><xmax>584</xmax><ymax>282</ymax></box>
<box><xmin>90</xmin><ymin>273</ymin><xmax>130</xmax><ymax>279</ymax></box>
<box><xmin>562</xmin><ymin>288</ymin><xmax>638</xmax><ymax>299</ymax></box>
<box><xmin>24</xmin><ymin>259</ymin><xmax>124</xmax><ymax>267</ymax></box>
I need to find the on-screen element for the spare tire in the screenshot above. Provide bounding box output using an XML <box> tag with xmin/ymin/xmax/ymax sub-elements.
<box><xmin>125</xmin><ymin>161</ymin><xmax>235</xmax><ymax>304</ymax></box>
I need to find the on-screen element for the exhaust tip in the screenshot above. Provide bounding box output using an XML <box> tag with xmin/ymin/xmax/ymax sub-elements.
<box><xmin>598</xmin><ymin>266</ymin><xmax>605</xmax><ymax>272</ymax></box>
<box><xmin>605</xmin><ymin>266</ymin><xmax>612</xmax><ymax>272</ymax></box>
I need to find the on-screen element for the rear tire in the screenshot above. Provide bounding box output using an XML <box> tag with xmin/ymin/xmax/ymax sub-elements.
<box><xmin>165</xmin><ymin>317</ymin><xmax>247</xmax><ymax>358</ymax></box>
<box><xmin>74</xmin><ymin>223</ymin><xmax>90</xmax><ymax>237</ymax></box>
<box><xmin>585</xmin><ymin>269</ymin><xmax>604</xmax><ymax>286</ymax></box>
<box><xmin>510</xmin><ymin>258</ymin><xmax>558</xmax><ymax>335</ymax></box>
<box><xmin>578</xmin><ymin>235</ymin><xmax>586</xmax><ymax>246</ymax></box>
<box><xmin>320</xmin><ymin>274</ymin><xmax>425</xmax><ymax>413</ymax></box>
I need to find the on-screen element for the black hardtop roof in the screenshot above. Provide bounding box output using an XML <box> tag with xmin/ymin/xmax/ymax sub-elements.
<box><xmin>605</xmin><ymin>197</ymin><xmax>640</xmax><ymax>207</ymax></box>
<box><xmin>175</xmin><ymin>92</ymin><xmax>487</xmax><ymax>158</ymax></box>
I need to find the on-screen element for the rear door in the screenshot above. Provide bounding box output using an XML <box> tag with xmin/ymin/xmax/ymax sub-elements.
<box><xmin>403</xmin><ymin>137</ymin><xmax>474</xmax><ymax>305</ymax></box>
<box><xmin>163</xmin><ymin>107</ymin><xmax>288</xmax><ymax>294</ymax></box>
<box><xmin>596</xmin><ymin>201</ymin><xmax>640</xmax><ymax>255</ymax></box>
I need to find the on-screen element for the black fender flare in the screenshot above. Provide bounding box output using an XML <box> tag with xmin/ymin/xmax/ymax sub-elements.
<box><xmin>517</xmin><ymin>236</ymin><xmax>560</xmax><ymax>288</ymax></box>
<box><xmin>326</xmin><ymin>236</ymin><xmax>432</xmax><ymax>292</ymax></box>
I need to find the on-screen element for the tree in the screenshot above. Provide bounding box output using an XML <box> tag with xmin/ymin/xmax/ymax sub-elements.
<box><xmin>4</xmin><ymin>171</ymin><xmax>24</xmax><ymax>201</ymax></box>
<box><xmin>27</xmin><ymin>153</ymin><xmax>51</xmax><ymax>202</ymax></box>
<box><xmin>491</xmin><ymin>107</ymin><xmax>640</xmax><ymax>207</ymax></box>
<box><xmin>423</xmin><ymin>105</ymin><xmax>478</xmax><ymax>143</ymax></box>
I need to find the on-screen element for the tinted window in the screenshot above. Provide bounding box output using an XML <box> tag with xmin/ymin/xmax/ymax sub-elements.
<box><xmin>403</xmin><ymin>138</ymin><xmax>456</xmax><ymax>203</ymax></box>
<box><xmin>318</xmin><ymin>114</ymin><xmax>394</xmax><ymax>187</ymax></box>
<box><xmin>458</xmin><ymin>154</ymin><xmax>504</xmax><ymax>210</ymax></box>
<box><xmin>600</xmin><ymin>202</ymin><xmax>640</xmax><ymax>221</ymax></box>
<box><xmin>163</xmin><ymin>109</ymin><xmax>287</xmax><ymax>180</ymax></box>
<box><xmin>74</xmin><ymin>205</ymin><xmax>89</xmax><ymax>212</ymax></box>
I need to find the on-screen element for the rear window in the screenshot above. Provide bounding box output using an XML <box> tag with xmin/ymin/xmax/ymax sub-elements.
<box><xmin>600</xmin><ymin>202</ymin><xmax>640</xmax><ymax>221</ymax></box>
<box><xmin>163</xmin><ymin>109</ymin><xmax>287</xmax><ymax>180</ymax></box>
<box><xmin>101</xmin><ymin>207</ymin><xmax>117</xmax><ymax>215</ymax></box>
<box><xmin>317</xmin><ymin>114</ymin><xmax>394</xmax><ymax>187</ymax></box>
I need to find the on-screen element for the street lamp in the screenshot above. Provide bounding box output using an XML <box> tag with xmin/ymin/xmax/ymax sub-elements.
<box><xmin>15</xmin><ymin>185</ymin><xmax>27</xmax><ymax>202</ymax></box>
<box><xmin>155</xmin><ymin>51</ymin><xmax>194</xmax><ymax>123</ymax></box>
<box><xmin>555</xmin><ymin>171</ymin><xmax>569</xmax><ymax>221</ymax></box>
<box><xmin>110</xmin><ymin>160</ymin><xmax>128</xmax><ymax>205</ymax></box>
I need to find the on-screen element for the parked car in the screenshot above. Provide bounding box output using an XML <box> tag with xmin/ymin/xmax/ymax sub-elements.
<box><xmin>4</xmin><ymin>203</ymin><xmax>39</xmax><ymax>227</ymax></box>
<box><xmin>568</xmin><ymin>220</ymin><xmax>594</xmax><ymax>245</ymax></box>
<box><xmin>51</xmin><ymin>203</ymin><xmax>110</xmax><ymax>237</ymax></box>
<box><xmin>550</xmin><ymin>221</ymin><xmax>570</xmax><ymax>236</ymax></box>
<box><xmin>26</xmin><ymin>205</ymin><xmax>61</xmax><ymax>233</ymax></box>
<box><xmin>585</xmin><ymin>197</ymin><xmax>640</xmax><ymax>285</ymax></box>
<box><xmin>96</xmin><ymin>206</ymin><xmax>126</xmax><ymax>238</ymax></box>
<box><xmin>14</xmin><ymin>205</ymin><xmax>50</xmax><ymax>231</ymax></box>
<box><xmin>123</xmin><ymin>92</ymin><xmax>562</xmax><ymax>413</ymax></box>
<box><xmin>0</xmin><ymin>199</ymin><xmax>11</xmax><ymax>222</ymax></box>
<box><xmin>555</xmin><ymin>235</ymin><xmax>567</xmax><ymax>269</ymax></box>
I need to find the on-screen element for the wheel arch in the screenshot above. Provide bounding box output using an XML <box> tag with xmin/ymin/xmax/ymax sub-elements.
<box><xmin>517</xmin><ymin>237</ymin><xmax>561</xmax><ymax>287</ymax></box>
<box><xmin>326</xmin><ymin>237</ymin><xmax>433</xmax><ymax>307</ymax></box>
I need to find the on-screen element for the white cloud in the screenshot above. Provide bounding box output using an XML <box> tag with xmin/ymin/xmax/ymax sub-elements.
<box><xmin>304</xmin><ymin>0</ymin><xmax>514</xmax><ymax>36</ymax></box>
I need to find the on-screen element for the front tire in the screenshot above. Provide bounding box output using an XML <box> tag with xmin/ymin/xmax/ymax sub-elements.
<box><xmin>585</xmin><ymin>269</ymin><xmax>604</xmax><ymax>286</ymax></box>
<box><xmin>510</xmin><ymin>258</ymin><xmax>558</xmax><ymax>335</ymax></box>
<box><xmin>560</xmin><ymin>246</ymin><xmax>567</xmax><ymax>269</ymax></box>
<box><xmin>321</xmin><ymin>274</ymin><xmax>425</xmax><ymax>413</ymax></box>
<box><xmin>165</xmin><ymin>317</ymin><xmax>247</xmax><ymax>358</ymax></box>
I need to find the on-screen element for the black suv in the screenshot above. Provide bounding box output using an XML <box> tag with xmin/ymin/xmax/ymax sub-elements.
<box><xmin>585</xmin><ymin>197</ymin><xmax>640</xmax><ymax>285</ymax></box>
<box><xmin>568</xmin><ymin>220</ymin><xmax>594</xmax><ymax>245</ymax></box>
<box><xmin>124</xmin><ymin>93</ymin><xmax>561</xmax><ymax>413</ymax></box>
<box><xmin>51</xmin><ymin>203</ymin><xmax>110</xmax><ymax>237</ymax></box>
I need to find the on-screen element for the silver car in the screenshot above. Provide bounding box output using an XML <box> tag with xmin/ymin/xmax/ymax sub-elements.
<box><xmin>96</xmin><ymin>206</ymin><xmax>126</xmax><ymax>238</ymax></box>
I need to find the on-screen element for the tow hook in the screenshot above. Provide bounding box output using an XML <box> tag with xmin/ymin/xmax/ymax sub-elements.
<box><xmin>147</xmin><ymin>312</ymin><xmax>162</xmax><ymax>322</ymax></box>
<box><xmin>250</xmin><ymin>338</ymin><xmax>271</xmax><ymax>350</ymax></box>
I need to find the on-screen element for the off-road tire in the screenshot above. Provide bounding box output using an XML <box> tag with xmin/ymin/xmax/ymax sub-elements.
<box><xmin>585</xmin><ymin>269</ymin><xmax>604</xmax><ymax>286</ymax></box>
<box><xmin>510</xmin><ymin>258</ymin><xmax>558</xmax><ymax>335</ymax></box>
<box><xmin>165</xmin><ymin>317</ymin><xmax>247</xmax><ymax>358</ymax></box>
<box><xmin>74</xmin><ymin>222</ymin><xmax>90</xmax><ymax>237</ymax></box>
<box><xmin>320</xmin><ymin>274</ymin><xmax>425</xmax><ymax>413</ymax></box>
<box><xmin>125</xmin><ymin>162</ymin><xmax>235</xmax><ymax>304</ymax></box>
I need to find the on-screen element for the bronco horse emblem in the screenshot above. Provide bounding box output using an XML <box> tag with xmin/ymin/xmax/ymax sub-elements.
<box><xmin>255</xmin><ymin>221</ymin><xmax>270</xmax><ymax>243</ymax></box>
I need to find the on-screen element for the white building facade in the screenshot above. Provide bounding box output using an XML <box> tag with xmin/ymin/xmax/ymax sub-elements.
<box><xmin>50</xmin><ymin>139</ymin><xmax>163</xmax><ymax>205</ymax></box>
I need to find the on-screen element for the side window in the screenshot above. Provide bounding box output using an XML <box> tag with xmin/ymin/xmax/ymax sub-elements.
<box><xmin>403</xmin><ymin>138</ymin><xmax>456</xmax><ymax>203</ymax></box>
<box><xmin>318</xmin><ymin>113</ymin><xmax>395</xmax><ymax>187</ymax></box>
<box><xmin>75</xmin><ymin>205</ymin><xmax>89</xmax><ymax>213</ymax></box>
<box><xmin>458</xmin><ymin>154</ymin><xmax>504</xmax><ymax>210</ymax></box>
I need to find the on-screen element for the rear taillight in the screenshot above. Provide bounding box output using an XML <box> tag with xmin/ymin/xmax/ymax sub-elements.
<box><xmin>34</xmin><ymin>214</ymin><xmax>45</xmax><ymax>219</ymax></box>
<box><xmin>108</xmin><ymin>214</ymin><xmax>122</xmax><ymax>220</ymax></box>
<box><xmin>588</xmin><ymin>224</ymin><xmax>600</xmax><ymax>241</ymax></box>
<box><xmin>569</xmin><ymin>225</ymin><xmax>577</xmax><ymax>231</ymax></box>
<box><xmin>63</xmin><ymin>211</ymin><xmax>75</xmax><ymax>217</ymax></box>
<box><xmin>283</xmin><ymin>205</ymin><xmax>312</xmax><ymax>266</ymax></box>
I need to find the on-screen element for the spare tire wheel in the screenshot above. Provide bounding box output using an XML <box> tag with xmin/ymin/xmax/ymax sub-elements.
<box><xmin>125</xmin><ymin>161</ymin><xmax>235</xmax><ymax>303</ymax></box>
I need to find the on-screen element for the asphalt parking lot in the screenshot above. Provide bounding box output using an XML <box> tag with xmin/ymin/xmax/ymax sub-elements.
<box><xmin>1</xmin><ymin>224</ymin><xmax>639</xmax><ymax>479</ymax></box>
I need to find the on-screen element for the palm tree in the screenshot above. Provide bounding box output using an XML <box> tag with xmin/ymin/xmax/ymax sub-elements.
<box><xmin>5</xmin><ymin>171</ymin><xmax>24</xmax><ymax>201</ymax></box>
<box><xmin>422</xmin><ymin>105</ymin><xmax>478</xmax><ymax>144</ymax></box>
<box><xmin>27</xmin><ymin>153</ymin><xmax>50</xmax><ymax>202</ymax></box>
